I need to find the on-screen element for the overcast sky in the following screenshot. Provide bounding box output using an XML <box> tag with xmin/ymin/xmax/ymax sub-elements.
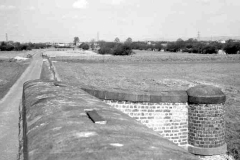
<box><xmin>0</xmin><ymin>0</ymin><xmax>240</xmax><ymax>42</ymax></box>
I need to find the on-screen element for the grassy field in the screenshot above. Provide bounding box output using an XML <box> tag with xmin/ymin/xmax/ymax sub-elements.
<box><xmin>53</xmin><ymin>50</ymin><xmax>240</xmax><ymax>159</ymax></box>
<box><xmin>0</xmin><ymin>52</ymin><xmax>30</xmax><ymax>99</ymax></box>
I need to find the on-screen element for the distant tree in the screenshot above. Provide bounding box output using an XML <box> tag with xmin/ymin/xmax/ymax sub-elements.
<box><xmin>175</xmin><ymin>38</ymin><xmax>185</xmax><ymax>51</ymax></box>
<box><xmin>155</xmin><ymin>42</ymin><xmax>163</xmax><ymax>51</ymax></box>
<box><xmin>186</xmin><ymin>38</ymin><xmax>197</xmax><ymax>43</ymax></box>
<box><xmin>224</xmin><ymin>42</ymin><xmax>240</xmax><ymax>54</ymax></box>
<box><xmin>79</xmin><ymin>43</ymin><xmax>89</xmax><ymax>50</ymax></box>
<box><xmin>90</xmin><ymin>39</ymin><xmax>95</xmax><ymax>49</ymax></box>
<box><xmin>176</xmin><ymin>38</ymin><xmax>184</xmax><ymax>42</ymax></box>
<box><xmin>125</xmin><ymin>37</ymin><xmax>132</xmax><ymax>44</ymax></box>
<box><xmin>202</xmin><ymin>45</ymin><xmax>217</xmax><ymax>54</ymax></box>
<box><xmin>73</xmin><ymin>37</ymin><xmax>80</xmax><ymax>46</ymax></box>
<box><xmin>114</xmin><ymin>37</ymin><xmax>120</xmax><ymax>43</ymax></box>
<box><xmin>112</xmin><ymin>43</ymin><xmax>132</xmax><ymax>55</ymax></box>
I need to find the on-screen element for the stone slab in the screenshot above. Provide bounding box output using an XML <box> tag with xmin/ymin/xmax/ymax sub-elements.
<box><xmin>188</xmin><ymin>143</ymin><xmax>227</xmax><ymax>156</ymax></box>
<box><xmin>187</xmin><ymin>85</ymin><xmax>226</xmax><ymax>104</ymax></box>
<box><xmin>82</xmin><ymin>86</ymin><xmax>188</xmax><ymax>103</ymax></box>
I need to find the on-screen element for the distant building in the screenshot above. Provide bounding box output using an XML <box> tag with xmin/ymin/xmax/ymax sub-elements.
<box><xmin>219</xmin><ymin>40</ymin><xmax>226</xmax><ymax>44</ymax></box>
<box><xmin>218</xmin><ymin>50</ymin><xmax>226</xmax><ymax>55</ymax></box>
<box><xmin>147</xmin><ymin>41</ymin><xmax>152</xmax><ymax>45</ymax></box>
<box><xmin>76</xmin><ymin>42</ymin><xmax>81</xmax><ymax>46</ymax></box>
<box><xmin>161</xmin><ymin>43</ymin><xmax>168</xmax><ymax>47</ymax></box>
<box><xmin>54</xmin><ymin>43</ymin><xmax>73</xmax><ymax>47</ymax></box>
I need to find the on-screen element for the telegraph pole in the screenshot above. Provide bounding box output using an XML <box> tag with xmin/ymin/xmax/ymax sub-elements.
<box><xmin>197</xmin><ymin>31</ymin><xmax>200</xmax><ymax>41</ymax></box>
<box><xmin>6</xmin><ymin>33</ymin><xmax>8</xmax><ymax>42</ymax></box>
<box><xmin>97</xmin><ymin>32</ymin><xmax>99</xmax><ymax>42</ymax></box>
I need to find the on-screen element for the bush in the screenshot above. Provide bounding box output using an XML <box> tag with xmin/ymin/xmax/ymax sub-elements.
<box><xmin>98</xmin><ymin>42</ymin><xmax>132</xmax><ymax>56</ymax></box>
<box><xmin>202</xmin><ymin>45</ymin><xmax>217</xmax><ymax>54</ymax></box>
<box><xmin>112</xmin><ymin>44</ymin><xmax>132</xmax><ymax>55</ymax></box>
<box><xmin>98</xmin><ymin>46</ymin><xmax>112</xmax><ymax>55</ymax></box>
<box><xmin>0</xmin><ymin>41</ymin><xmax>50</xmax><ymax>51</ymax></box>
<box><xmin>224</xmin><ymin>42</ymin><xmax>240</xmax><ymax>54</ymax></box>
<box><xmin>79</xmin><ymin>43</ymin><xmax>90</xmax><ymax>50</ymax></box>
<box><xmin>27</xmin><ymin>54</ymin><xmax>33</xmax><ymax>58</ymax></box>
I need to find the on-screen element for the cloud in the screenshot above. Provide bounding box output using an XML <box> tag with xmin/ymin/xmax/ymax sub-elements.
<box><xmin>0</xmin><ymin>5</ymin><xmax>16</xmax><ymax>10</ymax></box>
<box><xmin>72</xmin><ymin>0</ymin><xmax>88</xmax><ymax>9</ymax></box>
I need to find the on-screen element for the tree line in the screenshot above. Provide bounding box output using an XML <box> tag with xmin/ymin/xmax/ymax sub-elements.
<box><xmin>113</xmin><ymin>37</ymin><xmax>240</xmax><ymax>54</ymax></box>
<box><xmin>0</xmin><ymin>41</ymin><xmax>51</xmax><ymax>51</ymax></box>
<box><xmin>163</xmin><ymin>38</ymin><xmax>240</xmax><ymax>54</ymax></box>
<box><xmin>96</xmin><ymin>37</ymin><xmax>240</xmax><ymax>55</ymax></box>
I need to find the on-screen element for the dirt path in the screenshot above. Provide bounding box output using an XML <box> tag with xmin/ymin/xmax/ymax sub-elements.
<box><xmin>0</xmin><ymin>52</ymin><xmax>43</xmax><ymax>160</ymax></box>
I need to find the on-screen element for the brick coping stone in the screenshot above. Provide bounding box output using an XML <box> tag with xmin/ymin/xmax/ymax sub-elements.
<box><xmin>187</xmin><ymin>85</ymin><xmax>226</xmax><ymax>104</ymax></box>
<box><xmin>188</xmin><ymin>143</ymin><xmax>227</xmax><ymax>156</ymax></box>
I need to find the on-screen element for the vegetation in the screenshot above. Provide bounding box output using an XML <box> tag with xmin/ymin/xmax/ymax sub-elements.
<box><xmin>0</xmin><ymin>61</ymin><xmax>29</xmax><ymax>99</ymax></box>
<box><xmin>79</xmin><ymin>43</ymin><xmax>90</xmax><ymax>50</ymax></box>
<box><xmin>125</xmin><ymin>37</ymin><xmax>132</xmax><ymax>44</ymax></box>
<box><xmin>0</xmin><ymin>41</ymin><xmax>50</xmax><ymax>51</ymax></box>
<box><xmin>73</xmin><ymin>37</ymin><xmax>80</xmax><ymax>46</ymax></box>
<box><xmin>122</xmin><ymin>39</ymin><xmax>240</xmax><ymax>54</ymax></box>
<box><xmin>114</xmin><ymin>37</ymin><xmax>120</xmax><ymax>43</ymax></box>
<box><xmin>98</xmin><ymin>41</ymin><xmax>133</xmax><ymax>56</ymax></box>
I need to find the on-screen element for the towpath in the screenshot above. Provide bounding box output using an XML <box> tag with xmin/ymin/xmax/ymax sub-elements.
<box><xmin>0</xmin><ymin>52</ymin><xmax>42</xmax><ymax>160</ymax></box>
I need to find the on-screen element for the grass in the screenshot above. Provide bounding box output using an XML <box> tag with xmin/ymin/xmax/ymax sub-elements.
<box><xmin>0</xmin><ymin>59</ymin><xmax>29</xmax><ymax>100</ymax></box>
<box><xmin>0</xmin><ymin>51</ymin><xmax>31</xmax><ymax>59</ymax></box>
<box><xmin>53</xmin><ymin>50</ymin><xmax>240</xmax><ymax>159</ymax></box>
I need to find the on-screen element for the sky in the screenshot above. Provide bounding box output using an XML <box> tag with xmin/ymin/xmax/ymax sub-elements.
<box><xmin>0</xmin><ymin>0</ymin><xmax>240</xmax><ymax>43</ymax></box>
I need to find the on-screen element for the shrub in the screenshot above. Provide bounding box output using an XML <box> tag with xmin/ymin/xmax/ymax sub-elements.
<box><xmin>98</xmin><ymin>42</ymin><xmax>132</xmax><ymax>56</ymax></box>
<box><xmin>27</xmin><ymin>54</ymin><xmax>33</xmax><ymax>58</ymax></box>
<box><xmin>112</xmin><ymin>44</ymin><xmax>132</xmax><ymax>55</ymax></box>
<box><xmin>224</xmin><ymin>42</ymin><xmax>240</xmax><ymax>54</ymax></box>
<box><xmin>80</xmin><ymin>43</ymin><xmax>89</xmax><ymax>50</ymax></box>
<box><xmin>202</xmin><ymin>45</ymin><xmax>217</xmax><ymax>54</ymax></box>
<box><xmin>98</xmin><ymin>46</ymin><xmax>112</xmax><ymax>55</ymax></box>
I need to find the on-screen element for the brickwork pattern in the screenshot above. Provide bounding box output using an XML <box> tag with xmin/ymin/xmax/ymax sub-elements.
<box><xmin>104</xmin><ymin>100</ymin><xmax>188</xmax><ymax>146</ymax></box>
<box><xmin>188</xmin><ymin>104</ymin><xmax>225</xmax><ymax>148</ymax></box>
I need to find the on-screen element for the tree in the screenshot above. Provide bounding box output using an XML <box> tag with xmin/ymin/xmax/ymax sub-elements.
<box><xmin>176</xmin><ymin>38</ymin><xmax>184</xmax><ymax>42</ymax></box>
<box><xmin>79</xmin><ymin>43</ymin><xmax>89</xmax><ymax>50</ymax></box>
<box><xmin>175</xmin><ymin>38</ymin><xmax>185</xmax><ymax>51</ymax></box>
<box><xmin>155</xmin><ymin>42</ymin><xmax>163</xmax><ymax>51</ymax></box>
<box><xmin>224</xmin><ymin>42</ymin><xmax>240</xmax><ymax>54</ymax></box>
<box><xmin>114</xmin><ymin>37</ymin><xmax>120</xmax><ymax>43</ymax></box>
<box><xmin>73</xmin><ymin>37</ymin><xmax>80</xmax><ymax>46</ymax></box>
<box><xmin>90</xmin><ymin>39</ymin><xmax>95</xmax><ymax>49</ymax></box>
<box><xmin>186</xmin><ymin>38</ymin><xmax>197</xmax><ymax>42</ymax></box>
<box><xmin>125</xmin><ymin>37</ymin><xmax>132</xmax><ymax>44</ymax></box>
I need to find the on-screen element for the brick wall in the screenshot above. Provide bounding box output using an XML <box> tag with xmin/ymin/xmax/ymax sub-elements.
<box><xmin>188</xmin><ymin>104</ymin><xmax>225</xmax><ymax>148</ymax></box>
<box><xmin>82</xmin><ymin>84</ymin><xmax>227</xmax><ymax>156</ymax></box>
<box><xmin>104</xmin><ymin>100</ymin><xmax>188</xmax><ymax>146</ymax></box>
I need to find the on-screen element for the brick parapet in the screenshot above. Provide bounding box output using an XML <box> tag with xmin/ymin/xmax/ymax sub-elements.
<box><xmin>81</xmin><ymin>84</ymin><xmax>227</xmax><ymax>156</ymax></box>
<box><xmin>104</xmin><ymin>100</ymin><xmax>188</xmax><ymax>146</ymax></box>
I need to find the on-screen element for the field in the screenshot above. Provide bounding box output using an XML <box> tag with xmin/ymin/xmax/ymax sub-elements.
<box><xmin>0</xmin><ymin>51</ymin><xmax>31</xmax><ymax>99</ymax></box>
<box><xmin>52</xmin><ymin>50</ymin><xmax>240</xmax><ymax>159</ymax></box>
